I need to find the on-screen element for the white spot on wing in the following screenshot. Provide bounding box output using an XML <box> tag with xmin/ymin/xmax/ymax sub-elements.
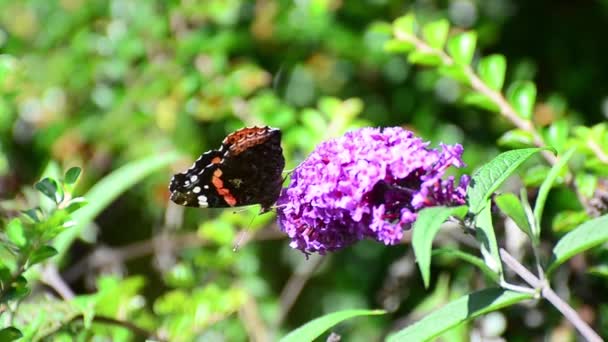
<box><xmin>190</xmin><ymin>175</ymin><xmax>198</xmax><ymax>182</ymax></box>
<box><xmin>198</xmin><ymin>195</ymin><xmax>208</xmax><ymax>207</ymax></box>
<box><xmin>204</xmin><ymin>185</ymin><xmax>209</xmax><ymax>189</ymax></box>
<box><xmin>193</xmin><ymin>186</ymin><xmax>201</xmax><ymax>194</ymax></box>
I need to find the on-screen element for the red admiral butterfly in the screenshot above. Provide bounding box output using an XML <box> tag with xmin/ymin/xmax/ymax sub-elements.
<box><xmin>169</xmin><ymin>126</ymin><xmax>285</xmax><ymax>213</ymax></box>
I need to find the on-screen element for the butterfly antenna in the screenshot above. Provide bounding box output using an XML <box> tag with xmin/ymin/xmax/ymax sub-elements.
<box><xmin>233</xmin><ymin>213</ymin><xmax>256</xmax><ymax>252</ymax></box>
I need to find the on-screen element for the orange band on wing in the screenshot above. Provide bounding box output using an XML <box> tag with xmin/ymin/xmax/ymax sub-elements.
<box><xmin>211</xmin><ymin>169</ymin><xmax>237</xmax><ymax>206</ymax></box>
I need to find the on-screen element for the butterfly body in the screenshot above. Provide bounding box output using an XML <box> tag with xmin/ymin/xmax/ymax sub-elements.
<box><xmin>169</xmin><ymin>126</ymin><xmax>285</xmax><ymax>212</ymax></box>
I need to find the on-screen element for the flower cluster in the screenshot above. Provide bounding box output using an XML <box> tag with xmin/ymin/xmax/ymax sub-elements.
<box><xmin>277</xmin><ymin>127</ymin><xmax>469</xmax><ymax>255</ymax></box>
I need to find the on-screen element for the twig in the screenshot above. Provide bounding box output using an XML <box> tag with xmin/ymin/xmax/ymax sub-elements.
<box><xmin>239</xmin><ymin>294</ymin><xmax>269</xmax><ymax>342</ymax></box>
<box><xmin>499</xmin><ymin>248</ymin><xmax>602</xmax><ymax>342</ymax></box>
<box><xmin>587</xmin><ymin>140</ymin><xmax>608</xmax><ymax>164</ymax></box>
<box><xmin>275</xmin><ymin>254</ymin><xmax>325</xmax><ymax>327</ymax></box>
<box><xmin>40</xmin><ymin>314</ymin><xmax>165</xmax><ymax>341</ymax></box>
<box><xmin>40</xmin><ymin>264</ymin><xmax>75</xmax><ymax>300</ymax></box>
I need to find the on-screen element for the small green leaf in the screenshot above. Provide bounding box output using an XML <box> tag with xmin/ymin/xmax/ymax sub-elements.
<box><xmin>477</xmin><ymin>54</ymin><xmax>506</xmax><ymax>91</ymax></box>
<box><xmin>64</xmin><ymin>167</ymin><xmax>82</xmax><ymax>185</ymax></box>
<box><xmin>35</xmin><ymin>177</ymin><xmax>63</xmax><ymax>203</ymax></box>
<box><xmin>393</xmin><ymin>14</ymin><xmax>416</xmax><ymax>37</ymax></box>
<box><xmin>475</xmin><ymin>202</ymin><xmax>502</xmax><ymax>275</ymax></box>
<box><xmin>495</xmin><ymin>193</ymin><xmax>533</xmax><ymax>239</ymax></box>
<box><xmin>432</xmin><ymin>248</ymin><xmax>499</xmax><ymax>283</ymax></box>
<box><xmin>575</xmin><ymin>173</ymin><xmax>597</xmax><ymax>198</ymax></box>
<box><xmin>0</xmin><ymin>327</ymin><xmax>22</xmax><ymax>341</ymax></box>
<box><xmin>387</xmin><ymin>288</ymin><xmax>531</xmax><ymax>341</ymax></box>
<box><xmin>497</xmin><ymin>129</ymin><xmax>535</xmax><ymax>148</ymax></box>
<box><xmin>6</xmin><ymin>219</ymin><xmax>27</xmax><ymax>248</ymax></box>
<box><xmin>547</xmin><ymin>214</ymin><xmax>608</xmax><ymax>275</ymax></box>
<box><xmin>533</xmin><ymin>148</ymin><xmax>575</xmax><ymax>233</ymax></box>
<box><xmin>523</xmin><ymin>165</ymin><xmax>551</xmax><ymax>187</ymax></box>
<box><xmin>384</xmin><ymin>39</ymin><xmax>415</xmax><ymax>53</ymax></box>
<box><xmin>28</xmin><ymin>245</ymin><xmax>58</xmax><ymax>266</ymax></box>
<box><xmin>438</xmin><ymin>65</ymin><xmax>470</xmax><ymax>84</ymax></box>
<box><xmin>544</xmin><ymin>120</ymin><xmax>569</xmax><ymax>154</ymax></box>
<box><xmin>447</xmin><ymin>32</ymin><xmax>477</xmax><ymax>65</ymax></box>
<box><xmin>64</xmin><ymin>197</ymin><xmax>88</xmax><ymax>213</ymax></box>
<box><xmin>507</xmin><ymin>81</ymin><xmax>537</xmax><ymax>120</ymax></box>
<box><xmin>467</xmin><ymin>148</ymin><xmax>548</xmax><ymax>214</ymax></box>
<box><xmin>21</xmin><ymin>208</ymin><xmax>41</xmax><ymax>223</ymax></box>
<box><xmin>1</xmin><ymin>276</ymin><xmax>30</xmax><ymax>302</ymax></box>
<box><xmin>552</xmin><ymin>210</ymin><xmax>590</xmax><ymax>233</ymax></box>
<box><xmin>279</xmin><ymin>309</ymin><xmax>385</xmax><ymax>342</ymax></box>
<box><xmin>422</xmin><ymin>19</ymin><xmax>450</xmax><ymax>49</ymax></box>
<box><xmin>461</xmin><ymin>92</ymin><xmax>499</xmax><ymax>112</ymax></box>
<box><xmin>408</xmin><ymin>51</ymin><xmax>443</xmax><ymax>66</ymax></box>
<box><xmin>412</xmin><ymin>206</ymin><xmax>468</xmax><ymax>288</ymax></box>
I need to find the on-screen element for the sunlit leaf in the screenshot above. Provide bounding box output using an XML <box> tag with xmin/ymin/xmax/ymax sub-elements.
<box><xmin>547</xmin><ymin>214</ymin><xmax>608</xmax><ymax>275</ymax></box>
<box><xmin>495</xmin><ymin>193</ymin><xmax>533</xmax><ymax>240</ymax></box>
<box><xmin>422</xmin><ymin>19</ymin><xmax>450</xmax><ymax>49</ymax></box>
<box><xmin>28</xmin><ymin>245</ymin><xmax>58</xmax><ymax>266</ymax></box>
<box><xmin>64</xmin><ymin>167</ymin><xmax>82</xmax><ymax>185</ymax></box>
<box><xmin>280</xmin><ymin>309</ymin><xmax>385</xmax><ymax>342</ymax></box>
<box><xmin>6</xmin><ymin>218</ymin><xmax>27</xmax><ymax>248</ymax></box>
<box><xmin>387</xmin><ymin>289</ymin><xmax>531</xmax><ymax>341</ymax></box>
<box><xmin>507</xmin><ymin>81</ymin><xmax>537</xmax><ymax>120</ymax></box>
<box><xmin>447</xmin><ymin>32</ymin><xmax>476</xmax><ymax>65</ymax></box>
<box><xmin>477</xmin><ymin>54</ymin><xmax>506</xmax><ymax>91</ymax></box>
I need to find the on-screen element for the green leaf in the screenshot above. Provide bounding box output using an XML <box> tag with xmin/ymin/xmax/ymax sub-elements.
<box><xmin>507</xmin><ymin>81</ymin><xmax>537</xmax><ymax>120</ymax></box>
<box><xmin>533</xmin><ymin>148</ymin><xmax>575</xmax><ymax>233</ymax></box>
<box><xmin>35</xmin><ymin>177</ymin><xmax>63</xmax><ymax>204</ymax></box>
<box><xmin>21</xmin><ymin>208</ymin><xmax>42</xmax><ymax>223</ymax></box>
<box><xmin>279</xmin><ymin>309</ymin><xmax>385</xmax><ymax>342</ymax></box>
<box><xmin>384</xmin><ymin>39</ymin><xmax>415</xmax><ymax>53</ymax></box>
<box><xmin>412</xmin><ymin>206</ymin><xmax>467</xmax><ymax>288</ymax></box>
<box><xmin>475</xmin><ymin>202</ymin><xmax>502</xmax><ymax>275</ymax></box>
<box><xmin>497</xmin><ymin>129</ymin><xmax>535</xmax><ymax>149</ymax></box>
<box><xmin>393</xmin><ymin>14</ymin><xmax>416</xmax><ymax>37</ymax></box>
<box><xmin>422</xmin><ymin>19</ymin><xmax>450</xmax><ymax>49</ymax></box>
<box><xmin>64</xmin><ymin>167</ymin><xmax>82</xmax><ymax>185</ymax></box>
<box><xmin>0</xmin><ymin>327</ymin><xmax>22</xmax><ymax>341</ymax></box>
<box><xmin>544</xmin><ymin>120</ymin><xmax>569</xmax><ymax>154</ymax></box>
<box><xmin>447</xmin><ymin>32</ymin><xmax>477</xmax><ymax>65</ymax></box>
<box><xmin>53</xmin><ymin>151</ymin><xmax>181</xmax><ymax>259</ymax></box>
<box><xmin>28</xmin><ymin>245</ymin><xmax>58</xmax><ymax>266</ymax></box>
<box><xmin>438</xmin><ymin>65</ymin><xmax>470</xmax><ymax>84</ymax></box>
<box><xmin>467</xmin><ymin>148</ymin><xmax>548</xmax><ymax>214</ymax></box>
<box><xmin>523</xmin><ymin>164</ymin><xmax>551</xmax><ymax>187</ymax></box>
<box><xmin>6</xmin><ymin>218</ymin><xmax>27</xmax><ymax>248</ymax></box>
<box><xmin>461</xmin><ymin>92</ymin><xmax>499</xmax><ymax>112</ymax></box>
<box><xmin>575</xmin><ymin>173</ymin><xmax>598</xmax><ymax>198</ymax></box>
<box><xmin>547</xmin><ymin>214</ymin><xmax>608</xmax><ymax>275</ymax></box>
<box><xmin>408</xmin><ymin>51</ymin><xmax>443</xmax><ymax>66</ymax></box>
<box><xmin>432</xmin><ymin>248</ymin><xmax>499</xmax><ymax>283</ymax></box>
<box><xmin>1</xmin><ymin>276</ymin><xmax>30</xmax><ymax>302</ymax></box>
<box><xmin>387</xmin><ymin>288</ymin><xmax>531</xmax><ymax>342</ymax></box>
<box><xmin>552</xmin><ymin>210</ymin><xmax>590</xmax><ymax>233</ymax></box>
<box><xmin>495</xmin><ymin>193</ymin><xmax>533</xmax><ymax>239</ymax></box>
<box><xmin>477</xmin><ymin>54</ymin><xmax>506</xmax><ymax>91</ymax></box>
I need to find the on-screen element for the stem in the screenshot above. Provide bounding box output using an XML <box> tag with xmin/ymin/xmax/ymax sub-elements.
<box><xmin>500</xmin><ymin>249</ymin><xmax>602</xmax><ymax>342</ymax></box>
<box><xmin>40</xmin><ymin>314</ymin><xmax>165</xmax><ymax>341</ymax></box>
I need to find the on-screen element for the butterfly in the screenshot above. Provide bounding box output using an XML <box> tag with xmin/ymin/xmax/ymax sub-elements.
<box><xmin>169</xmin><ymin>126</ymin><xmax>285</xmax><ymax>213</ymax></box>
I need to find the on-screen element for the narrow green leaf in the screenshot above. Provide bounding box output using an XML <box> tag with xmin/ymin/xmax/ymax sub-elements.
<box><xmin>461</xmin><ymin>92</ymin><xmax>499</xmax><ymax>112</ymax></box>
<box><xmin>64</xmin><ymin>167</ymin><xmax>82</xmax><ymax>185</ymax></box>
<box><xmin>497</xmin><ymin>129</ymin><xmax>535</xmax><ymax>149</ymax></box>
<box><xmin>547</xmin><ymin>214</ymin><xmax>608</xmax><ymax>275</ymax></box>
<box><xmin>412</xmin><ymin>206</ymin><xmax>468</xmax><ymax>288</ymax></box>
<box><xmin>467</xmin><ymin>148</ymin><xmax>548</xmax><ymax>214</ymax></box>
<box><xmin>393</xmin><ymin>14</ymin><xmax>416</xmax><ymax>37</ymax></box>
<box><xmin>408</xmin><ymin>52</ymin><xmax>442</xmax><ymax>66</ymax></box>
<box><xmin>432</xmin><ymin>248</ymin><xmax>499</xmax><ymax>283</ymax></box>
<box><xmin>495</xmin><ymin>193</ymin><xmax>533</xmax><ymax>239</ymax></box>
<box><xmin>477</xmin><ymin>54</ymin><xmax>506</xmax><ymax>91</ymax></box>
<box><xmin>475</xmin><ymin>202</ymin><xmax>502</xmax><ymax>275</ymax></box>
<box><xmin>533</xmin><ymin>148</ymin><xmax>575</xmax><ymax>233</ymax></box>
<box><xmin>35</xmin><ymin>177</ymin><xmax>62</xmax><ymax>203</ymax></box>
<box><xmin>53</xmin><ymin>151</ymin><xmax>181</xmax><ymax>259</ymax></box>
<box><xmin>447</xmin><ymin>32</ymin><xmax>477</xmax><ymax>65</ymax></box>
<box><xmin>279</xmin><ymin>309</ymin><xmax>385</xmax><ymax>342</ymax></box>
<box><xmin>384</xmin><ymin>39</ymin><xmax>415</xmax><ymax>53</ymax></box>
<box><xmin>28</xmin><ymin>245</ymin><xmax>58</xmax><ymax>266</ymax></box>
<box><xmin>422</xmin><ymin>19</ymin><xmax>450</xmax><ymax>49</ymax></box>
<box><xmin>6</xmin><ymin>218</ymin><xmax>27</xmax><ymax>248</ymax></box>
<box><xmin>507</xmin><ymin>81</ymin><xmax>537</xmax><ymax>120</ymax></box>
<box><xmin>0</xmin><ymin>327</ymin><xmax>22</xmax><ymax>341</ymax></box>
<box><xmin>387</xmin><ymin>289</ymin><xmax>531</xmax><ymax>342</ymax></box>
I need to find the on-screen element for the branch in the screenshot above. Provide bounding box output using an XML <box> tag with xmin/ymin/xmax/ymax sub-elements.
<box><xmin>499</xmin><ymin>248</ymin><xmax>602</xmax><ymax>342</ymax></box>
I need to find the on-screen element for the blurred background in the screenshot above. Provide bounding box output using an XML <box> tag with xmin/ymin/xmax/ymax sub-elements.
<box><xmin>1</xmin><ymin>0</ymin><xmax>608</xmax><ymax>340</ymax></box>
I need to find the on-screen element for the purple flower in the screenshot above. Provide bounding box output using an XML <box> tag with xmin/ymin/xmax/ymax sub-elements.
<box><xmin>277</xmin><ymin>127</ymin><xmax>469</xmax><ymax>255</ymax></box>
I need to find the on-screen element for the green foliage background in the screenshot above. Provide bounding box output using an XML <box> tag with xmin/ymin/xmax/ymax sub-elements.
<box><xmin>1</xmin><ymin>0</ymin><xmax>608</xmax><ymax>340</ymax></box>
